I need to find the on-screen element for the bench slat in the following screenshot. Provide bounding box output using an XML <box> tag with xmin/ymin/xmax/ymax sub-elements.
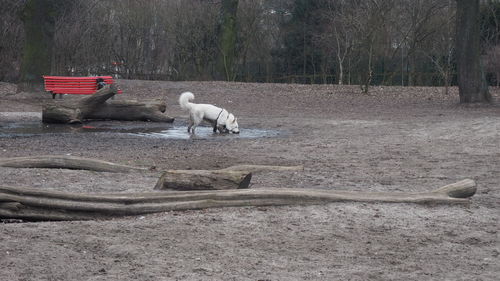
<box><xmin>43</xmin><ymin>75</ymin><xmax>113</xmax><ymax>79</ymax></box>
<box><xmin>44</xmin><ymin>79</ymin><xmax>115</xmax><ymax>82</ymax></box>
<box><xmin>43</xmin><ymin>75</ymin><xmax>122</xmax><ymax>96</ymax></box>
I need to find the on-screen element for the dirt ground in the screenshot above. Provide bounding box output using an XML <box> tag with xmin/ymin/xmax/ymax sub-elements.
<box><xmin>0</xmin><ymin>80</ymin><xmax>499</xmax><ymax>281</ymax></box>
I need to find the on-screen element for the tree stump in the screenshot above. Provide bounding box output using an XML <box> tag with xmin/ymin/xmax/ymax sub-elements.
<box><xmin>154</xmin><ymin>169</ymin><xmax>252</xmax><ymax>190</ymax></box>
<box><xmin>41</xmin><ymin>85</ymin><xmax>174</xmax><ymax>124</ymax></box>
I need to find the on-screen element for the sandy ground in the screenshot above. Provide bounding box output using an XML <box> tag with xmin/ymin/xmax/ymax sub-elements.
<box><xmin>0</xmin><ymin>80</ymin><xmax>499</xmax><ymax>280</ymax></box>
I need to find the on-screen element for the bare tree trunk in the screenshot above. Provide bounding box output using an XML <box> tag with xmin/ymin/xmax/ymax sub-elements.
<box><xmin>455</xmin><ymin>0</ymin><xmax>491</xmax><ymax>103</ymax></box>
<box><xmin>218</xmin><ymin>0</ymin><xmax>239</xmax><ymax>81</ymax></box>
<box><xmin>0</xmin><ymin>179</ymin><xmax>476</xmax><ymax>221</ymax></box>
<box><xmin>19</xmin><ymin>0</ymin><xmax>62</xmax><ymax>90</ymax></box>
<box><xmin>361</xmin><ymin>40</ymin><xmax>374</xmax><ymax>94</ymax></box>
<box><xmin>41</xmin><ymin>85</ymin><xmax>174</xmax><ymax>124</ymax></box>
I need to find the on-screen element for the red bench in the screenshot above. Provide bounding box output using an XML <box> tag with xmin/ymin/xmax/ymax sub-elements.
<box><xmin>43</xmin><ymin>76</ymin><xmax>123</xmax><ymax>99</ymax></box>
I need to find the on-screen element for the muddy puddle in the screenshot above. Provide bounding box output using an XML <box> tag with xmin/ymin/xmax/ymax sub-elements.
<box><xmin>0</xmin><ymin>121</ymin><xmax>280</xmax><ymax>140</ymax></box>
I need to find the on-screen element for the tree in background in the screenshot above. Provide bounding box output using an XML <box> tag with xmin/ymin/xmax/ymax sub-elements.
<box><xmin>276</xmin><ymin>0</ymin><xmax>326</xmax><ymax>83</ymax></box>
<box><xmin>0</xmin><ymin>0</ymin><xmax>25</xmax><ymax>82</ymax></box>
<box><xmin>0</xmin><ymin>0</ymin><xmax>498</xmax><ymax>89</ymax></box>
<box><xmin>484</xmin><ymin>45</ymin><xmax>500</xmax><ymax>86</ymax></box>
<box><xmin>217</xmin><ymin>0</ymin><xmax>239</xmax><ymax>81</ymax></box>
<box><xmin>455</xmin><ymin>0</ymin><xmax>491</xmax><ymax>103</ymax></box>
<box><xmin>19</xmin><ymin>0</ymin><xmax>69</xmax><ymax>89</ymax></box>
<box><xmin>481</xmin><ymin>0</ymin><xmax>500</xmax><ymax>87</ymax></box>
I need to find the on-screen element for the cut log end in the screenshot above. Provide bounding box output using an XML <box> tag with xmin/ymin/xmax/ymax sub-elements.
<box><xmin>432</xmin><ymin>179</ymin><xmax>476</xmax><ymax>198</ymax></box>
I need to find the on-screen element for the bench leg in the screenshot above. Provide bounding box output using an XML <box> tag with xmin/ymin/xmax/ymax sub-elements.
<box><xmin>52</xmin><ymin>93</ymin><xmax>56</xmax><ymax>99</ymax></box>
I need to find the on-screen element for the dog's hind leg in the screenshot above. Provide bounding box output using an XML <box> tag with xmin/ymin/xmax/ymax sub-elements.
<box><xmin>187</xmin><ymin>115</ymin><xmax>194</xmax><ymax>133</ymax></box>
<box><xmin>190</xmin><ymin>113</ymin><xmax>202</xmax><ymax>134</ymax></box>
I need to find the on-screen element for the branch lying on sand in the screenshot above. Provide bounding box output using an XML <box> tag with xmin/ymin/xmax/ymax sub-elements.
<box><xmin>0</xmin><ymin>155</ymin><xmax>302</xmax><ymax>174</ymax></box>
<box><xmin>0</xmin><ymin>179</ymin><xmax>476</xmax><ymax>221</ymax></box>
<box><xmin>0</xmin><ymin>155</ymin><xmax>150</xmax><ymax>173</ymax></box>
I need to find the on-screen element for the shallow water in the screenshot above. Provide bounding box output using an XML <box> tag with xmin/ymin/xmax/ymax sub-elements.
<box><xmin>131</xmin><ymin>126</ymin><xmax>279</xmax><ymax>139</ymax></box>
<box><xmin>0</xmin><ymin>121</ymin><xmax>280</xmax><ymax>140</ymax></box>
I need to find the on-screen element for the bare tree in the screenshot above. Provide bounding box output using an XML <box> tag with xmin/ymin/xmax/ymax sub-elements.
<box><xmin>19</xmin><ymin>0</ymin><xmax>70</xmax><ymax>89</ymax></box>
<box><xmin>0</xmin><ymin>0</ymin><xmax>25</xmax><ymax>82</ymax></box>
<box><xmin>349</xmin><ymin>0</ymin><xmax>393</xmax><ymax>93</ymax></box>
<box><xmin>2</xmin><ymin>0</ymin><xmax>496</xmax><ymax>91</ymax></box>
<box><xmin>167</xmin><ymin>0</ymin><xmax>219</xmax><ymax>80</ymax></box>
<box><xmin>484</xmin><ymin>45</ymin><xmax>500</xmax><ymax>87</ymax></box>
<box><xmin>419</xmin><ymin>0</ymin><xmax>456</xmax><ymax>94</ymax></box>
<box><xmin>318</xmin><ymin>0</ymin><xmax>355</xmax><ymax>85</ymax></box>
<box><xmin>455</xmin><ymin>0</ymin><xmax>491</xmax><ymax>103</ymax></box>
<box><xmin>217</xmin><ymin>0</ymin><xmax>239</xmax><ymax>81</ymax></box>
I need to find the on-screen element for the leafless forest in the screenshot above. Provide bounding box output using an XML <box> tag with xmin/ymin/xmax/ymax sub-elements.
<box><xmin>1</xmin><ymin>0</ymin><xmax>499</xmax><ymax>87</ymax></box>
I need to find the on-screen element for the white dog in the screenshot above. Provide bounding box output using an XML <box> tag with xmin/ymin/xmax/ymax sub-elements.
<box><xmin>179</xmin><ymin>92</ymin><xmax>240</xmax><ymax>134</ymax></box>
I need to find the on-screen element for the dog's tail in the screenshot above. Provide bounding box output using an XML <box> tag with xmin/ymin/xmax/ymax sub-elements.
<box><xmin>179</xmin><ymin>92</ymin><xmax>195</xmax><ymax>110</ymax></box>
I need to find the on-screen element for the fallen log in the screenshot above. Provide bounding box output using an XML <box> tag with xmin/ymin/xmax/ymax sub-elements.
<box><xmin>0</xmin><ymin>155</ymin><xmax>150</xmax><ymax>173</ymax></box>
<box><xmin>154</xmin><ymin>165</ymin><xmax>302</xmax><ymax>190</ymax></box>
<box><xmin>0</xmin><ymin>179</ymin><xmax>476</xmax><ymax>221</ymax></box>
<box><xmin>154</xmin><ymin>169</ymin><xmax>252</xmax><ymax>190</ymax></box>
<box><xmin>41</xmin><ymin>85</ymin><xmax>174</xmax><ymax>124</ymax></box>
<box><xmin>221</xmin><ymin>164</ymin><xmax>304</xmax><ymax>173</ymax></box>
<box><xmin>0</xmin><ymin>156</ymin><xmax>301</xmax><ymax>176</ymax></box>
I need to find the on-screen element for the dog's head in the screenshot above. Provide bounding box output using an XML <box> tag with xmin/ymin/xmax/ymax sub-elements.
<box><xmin>224</xmin><ymin>113</ymin><xmax>239</xmax><ymax>134</ymax></box>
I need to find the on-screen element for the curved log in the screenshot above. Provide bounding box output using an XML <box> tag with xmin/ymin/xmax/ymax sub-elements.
<box><xmin>0</xmin><ymin>179</ymin><xmax>476</xmax><ymax>221</ymax></box>
<box><xmin>0</xmin><ymin>155</ymin><xmax>149</xmax><ymax>173</ymax></box>
<box><xmin>42</xmin><ymin>85</ymin><xmax>174</xmax><ymax>123</ymax></box>
<box><xmin>0</xmin><ymin>156</ymin><xmax>301</xmax><ymax>175</ymax></box>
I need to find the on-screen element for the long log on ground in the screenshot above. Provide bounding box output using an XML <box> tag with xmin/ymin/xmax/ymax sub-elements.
<box><xmin>0</xmin><ymin>156</ymin><xmax>300</xmax><ymax>175</ymax></box>
<box><xmin>221</xmin><ymin>164</ymin><xmax>304</xmax><ymax>173</ymax></box>
<box><xmin>0</xmin><ymin>155</ymin><xmax>149</xmax><ymax>173</ymax></box>
<box><xmin>154</xmin><ymin>169</ymin><xmax>252</xmax><ymax>190</ymax></box>
<box><xmin>0</xmin><ymin>179</ymin><xmax>476</xmax><ymax>221</ymax></box>
<box><xmin>85</xmin><ymin>99</ymin><xmax>173</xmax><ymax>122</ymax></box>
<box><xmin>42</xmin><ymin>85</ymin><xmax>174</xmax><ymax>124</ymax></box>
